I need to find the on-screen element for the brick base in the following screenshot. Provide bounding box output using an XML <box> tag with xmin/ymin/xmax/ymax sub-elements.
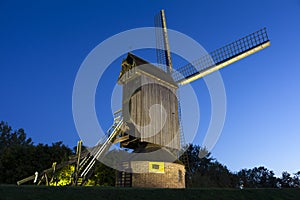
<box><xmin>117</xmin><ymin>161</ymin><xmax>185</xmax><ymax>188</ymax></box>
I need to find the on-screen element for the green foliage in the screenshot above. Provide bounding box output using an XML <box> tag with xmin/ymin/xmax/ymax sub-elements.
<box><xmin>0</xmin><ymin>121</ymin><xmax>32</xmax><ymax>149</ymax></box>
<box><xmin>181</xmin><ymin>144</ymin><xmax>299</xmax><ymax>189</ymax></box>
<box><xmin>0</xmin><ymin>121</ymin><xmax>116</xmax><ymax>186</ymax></box>
<box><xmin>50</xmin><ymin>165</ymin><xmax>74</xmax><ymax>186</ymax></box>
<box><xmin>1</xmin><ymin>121</ymin><xmax>299</xmax><ymax>189</ymax></box>
<box><xmin>86</xmin><ymin>162</ymin><xmax>115</xmax><ymax>186</ymax></box>
<box><xmin>237</xmin><ymin>166</ymin><xmax>277</xmax><ymax>188</ymax></box>
<box><xmin>181</xmin><ymin>144</ymin><xmax>238</xmax><ymax>188</ymax></box>
<box><xmin>0</xmin><ymin>121</ymin><xmax>72</xmax><ymax>184</ymax></box>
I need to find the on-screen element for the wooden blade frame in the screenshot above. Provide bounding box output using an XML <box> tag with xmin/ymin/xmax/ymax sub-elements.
<box><xmin>154</xmin><ymin>10</ymin><xmax>173</xmax><ymax>74</ymax></box>
<box><xmin>173</xmin><ymin>28</ymin><xmax>270</xmax><ymax>85</ymax></box>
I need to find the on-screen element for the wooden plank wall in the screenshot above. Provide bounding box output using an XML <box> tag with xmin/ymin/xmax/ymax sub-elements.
<box><xmin>122</xmin><ymin>74</ymin><xmax>180</xmax><ymax>150</ymax></box>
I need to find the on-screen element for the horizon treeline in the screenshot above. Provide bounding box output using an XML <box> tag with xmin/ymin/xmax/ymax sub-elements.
<box><xmin>0</xmin><ymin>121</ymin><xmax>299</xmax><ymax>188</ymax></box>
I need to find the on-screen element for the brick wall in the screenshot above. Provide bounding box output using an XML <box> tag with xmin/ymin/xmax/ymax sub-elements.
<box><xmin>128</xmin><ymin>161</ymin><xmax>185</xmax><ymax>188</ymax></box>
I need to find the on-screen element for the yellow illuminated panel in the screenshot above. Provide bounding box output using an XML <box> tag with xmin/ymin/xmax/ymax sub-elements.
<box><xmin>178</xmin><ymin>41</ymin><xmax>271</xmax><ymax>86</ymax></box>
<box><xmin>149</xmin><ymin>162</ymin><xmax>165</xmax><ymax>173</ymax></box>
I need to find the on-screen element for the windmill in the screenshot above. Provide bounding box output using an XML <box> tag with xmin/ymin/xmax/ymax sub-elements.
<box><xmin>113</xmin><ymin>9</ymin><xmax>270</xmax><ymax>188</ymax></box>
<box><xmin>17</xmin><ymin>9</ymin><xmax>270</xmax><ymax>188</ymax></box>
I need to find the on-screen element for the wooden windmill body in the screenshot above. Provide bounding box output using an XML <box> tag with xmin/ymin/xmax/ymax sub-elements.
<box><xmin>115</xmin><ymin>53</ymin><xmax>185</xmax><ymax>188</ymax></box>
<box><xmin>118</xmin><ymin>53</ymin><xmax>180</xmax><ymax>151</ymax></box>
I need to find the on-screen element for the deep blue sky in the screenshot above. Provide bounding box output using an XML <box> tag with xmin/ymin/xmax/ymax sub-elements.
<box><xmin>1</xmin><ymin>0</ymin><xmax>300</xmax><ymax>176</ymax></box>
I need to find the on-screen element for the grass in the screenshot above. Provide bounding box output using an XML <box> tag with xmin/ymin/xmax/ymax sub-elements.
<box><xmin>1</xmin><ymin>185</ymin><xmax>300</xmax><ymax>200</ymax></box>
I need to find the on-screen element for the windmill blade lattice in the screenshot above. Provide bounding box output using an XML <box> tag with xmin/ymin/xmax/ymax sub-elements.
<box><xmin>154</xmin><ymin>12</ymin><xmax>167</xmax><ymax>72</ymax></box>
<box><xmin>173</xmin><ymin>28</ymin><xmax>270</xmax><ymax>85</ymax></box>
<box><xmin>154</xmin><ymin>10</ymin><xmax>173</xmax><ymax>74</ymax></box>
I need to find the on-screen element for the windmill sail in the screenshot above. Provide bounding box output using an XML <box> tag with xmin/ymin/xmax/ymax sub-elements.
<box><xmin>154</xmin><ymin>9</ymin><xmax>173</xmax><ymax>74</ymax></box>
<box><xmin>173</xmin><ymin>28</ymin><xmax>270</xmax><ymax>85</ymax></box>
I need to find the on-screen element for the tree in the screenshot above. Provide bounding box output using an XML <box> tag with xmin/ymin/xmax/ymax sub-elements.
<box><xmin>2</xmin><ymin>121</ymin><xmax>299</xmax><ymax>188</ymax></box>
<box><xmin>281</xmin><ymin>171</ymin><xmax>293</xmax><ymax>188</ymax></box>
<box><xmin>0</xmin><ymin>121</ymin><xmax>72</xmax><ymax>184</ymax></box>
<box><xmin>293</xmin><ymin>171</ymin><xmax>300</xmax><ymax>188</ymax></box>
<box><xmin>0</xmin><ymin>121</ymin><xmax>32</xmax><ymax>150</ymax></box>
<box><xmin>0</xmin><ymin>121</ymin><xmax>34</xmax><ymax>183</ymax></box>
<box><xmin>180</xmin><ymin>144</ymin><xmax>238</xmax><ymax>188</ymax></box>
<box><xmin>87</xmin><ymin>162</ymin><xmax>115</xmax><ymax>186</ymax></box>
<box><xmin>237</xmin><ymin>166</ymin><xmax>277</xmax><ymax>188</ymax></box>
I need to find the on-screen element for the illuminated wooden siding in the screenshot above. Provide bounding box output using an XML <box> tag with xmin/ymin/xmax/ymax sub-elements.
<box><xmin>118</xmin><ymin>53</ymin><xmax>180</xmax><ymax>150</ymax></box>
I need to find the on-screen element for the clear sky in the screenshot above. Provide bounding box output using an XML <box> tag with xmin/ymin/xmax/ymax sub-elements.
<box><xmin>1</xmin><ymin>0</ymin><xmax>300</xmax><ymax>176</ymax></box>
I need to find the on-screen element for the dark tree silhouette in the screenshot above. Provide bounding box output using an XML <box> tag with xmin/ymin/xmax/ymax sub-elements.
<box><xmin>180</xmin><ymin>144</ymin><xmax>238</xmax><ymax>188</ymax></box>
<box><xmin>0</xmin><ymin>121</ymin><xmax>72</xmax><ymax>184</ymax></box>
<box><xmin>237</xmin><ymin>166</ymin><xmax>277</xmax><ymax>188</ymax></box>
<box><xmin>1</xmin><ymin>122</ymin><xmax>299</xmax><ymax>188</ymax></box>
